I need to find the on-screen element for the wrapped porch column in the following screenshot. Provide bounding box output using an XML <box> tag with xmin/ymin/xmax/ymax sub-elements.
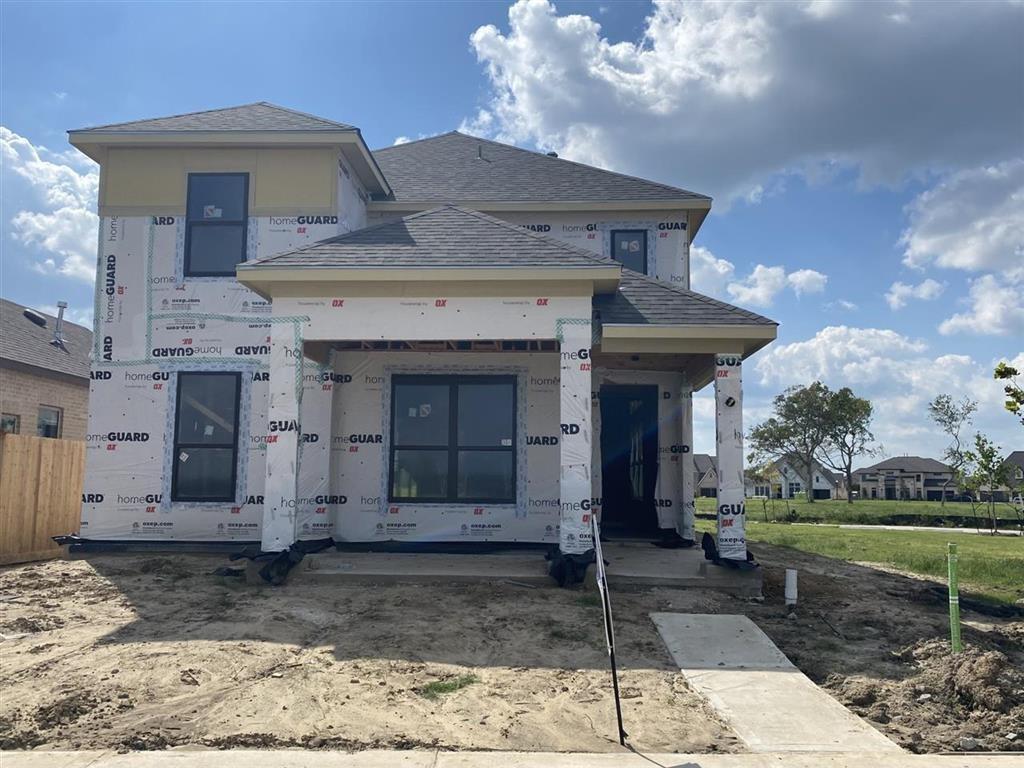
<box><xmin>557</xmin><ymin>320</ymin><xmax>594</xmax><ymax>571</ymax></box>
<box><xmin>714</xmin><ymin>353</ymin><xmax>747</xmax><ymax>561</ymax></box>
<box><xmin>261</xmin><ymin>323</ymin><xmax>304</xmax><ymax>552</ymax></box>
<box><xmin>679</xmin><ymin>385</ymin><xmax>696</xmax><ymax>543</ymax></box>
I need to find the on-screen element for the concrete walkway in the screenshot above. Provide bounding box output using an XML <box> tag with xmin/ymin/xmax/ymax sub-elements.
<box><xmin>791</xmin><ymin>522</ymin><xmax>1022</xmax><ymax>536</ymax></box>
<box><xmin>651</xmin><ymin>614</ymin><xmax>902</xmax><ymax>754</ymax></box>
<box><xmin>0</xmin><ymin>750</ymin><xmax>1014</xmax><ymax>767</ymax></box>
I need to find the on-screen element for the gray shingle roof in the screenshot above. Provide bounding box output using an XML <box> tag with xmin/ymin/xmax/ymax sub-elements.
<box><xmin>245</xmin><ymin>205</ymin><xmax>618</xmax><ymax>269</ymax></box>
<box><xmin>595</xmin><ymin>270</ymin><xmax>776</xmax><ymax>326</ymax></box>
<box><xmin>72</xmin><ymin>102</ymin><xmax>356</xmax><ymax>133</ymax></box>
<box><xmin>1</xmin><ymin>299</ymin><xmax>93</xmax><ymax>379</ymax></box>
<box><xmin>373</xmin><ymin>132</ymin><xmax>709</xmax><ymax>203</ymax></box>
<box><xmin>855</xmin><ymin>456</ymin><xmax>952</xmax><ymax>474</ymax></box>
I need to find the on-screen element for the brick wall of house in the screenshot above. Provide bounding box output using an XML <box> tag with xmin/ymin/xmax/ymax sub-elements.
<box><xmin>0</xmin><ymin>363</ymin><xmax>89</xmax><ymax>440</ymax></box>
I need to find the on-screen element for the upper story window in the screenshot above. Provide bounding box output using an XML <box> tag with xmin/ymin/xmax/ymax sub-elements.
<box><xmin>184</xmin><ymin>173</ymin><xmax>249</xmax><ymax>277</ymax></box>
<box><xmin>610</xmin><ymin>230</ymin><xmax>647</xmax><ymax>274</ymax></box>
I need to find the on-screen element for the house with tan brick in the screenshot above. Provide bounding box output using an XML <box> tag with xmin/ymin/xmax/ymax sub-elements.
<box><xmin>0</xmin><ymin>298</ymin><xmax>92</xmax><ymax>440</ymax></box>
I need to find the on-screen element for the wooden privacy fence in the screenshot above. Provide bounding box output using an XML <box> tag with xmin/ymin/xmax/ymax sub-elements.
<box><xmin>0</xmin><ymin>433</ymin><xmax>84</xmax><ymax>565</ymax></box>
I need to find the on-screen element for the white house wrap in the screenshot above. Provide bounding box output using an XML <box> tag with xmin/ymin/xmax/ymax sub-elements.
<box><xmin>679</xmin><ymin>386</ymin><xmax>696</xmax><ymax>542</ymax></box>
<box><xmin>558</xmin><ymin>321</ymin><xmax>594</xmax><ymax>555</ymax></box>
<box><xmin>714</xmin><ymin>354</ymin><xmax>747</xmax><ymax>560</ymax></box>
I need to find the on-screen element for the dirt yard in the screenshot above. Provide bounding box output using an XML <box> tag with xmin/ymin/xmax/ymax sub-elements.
<box><xmin>0</xmin><ymin>544</ymin><xmax>1021</xmax><ymax>755</ymax></box>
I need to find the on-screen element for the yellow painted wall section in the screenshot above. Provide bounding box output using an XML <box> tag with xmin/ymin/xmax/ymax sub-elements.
<box><xmin>101</xmin><ymin>147</ymin><xmax>336</xmax><ymax>215</ymax></box>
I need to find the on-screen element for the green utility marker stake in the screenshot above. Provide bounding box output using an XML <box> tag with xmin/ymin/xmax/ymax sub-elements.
<box><xmin>947</xmin><ymin>542</ymin><xmax>963</xmax><ymax>654</ymax></box>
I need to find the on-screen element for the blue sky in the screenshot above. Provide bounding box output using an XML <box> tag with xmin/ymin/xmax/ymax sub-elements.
<box><xmin>2</xmin><ymin>0</ymin><xmax>1021</xmax><ymax>459</ymax></box>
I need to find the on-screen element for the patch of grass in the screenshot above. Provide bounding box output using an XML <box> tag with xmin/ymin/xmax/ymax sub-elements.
<box><xmin>577</xmin><ymin>593</ymin><xmax>601</xmax><ymax>608</ymax></box>
<box><xmin>416</xmin><ymin>674</ymin><xmax>479</xmax><ymax>700</ymax></box>
<box><xmin>697</xmin><ymin>519</ymin><xmax>1024</xmax><ymax>605</ymax></box>
<box><xmin>696</xmin><ymin>496</ymin><xmax>1022</xmax><ymax>529</ymax></box>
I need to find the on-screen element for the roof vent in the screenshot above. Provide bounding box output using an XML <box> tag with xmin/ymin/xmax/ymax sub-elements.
<box><xmin>50</xmin><ymin>301</ymin><xmax>68</xmax><ymax>352</ymax></box>
<box><xmin>23</xmin><ymin>309</ymin><xmax>47</xmax><ymax>327</ymax></box>
<box><xmin>546</xmin><ymin>151</ymin><xmax>558</xmax><ymax>158</ymax></box>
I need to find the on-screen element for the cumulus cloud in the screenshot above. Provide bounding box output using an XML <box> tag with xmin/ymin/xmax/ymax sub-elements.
<box><xmin>465</xmin><ymin>0</ymin><xmax>1023</xmax><ymax>205</ymax></box>
<box><xmin>786</xmin><ymin>268</ymin><xmax>828</xmax><ymax>297</ymax></box>
<box><xmin>754</xmin><ymin>326</ymin><xmax>1018</xmax><ymax>456</ymax></box>
<box><xmin>938</xmin><ymin>272</ymin><xmax>1024</xmax><ymax>337</ymax></box>
<box><xmin>885</xmin><ymin>278</ymin><xmax>945</xmax><ymax>310</ymax></box>
<box><xmin>690</xmin><ymin>246</ymin><xmax>828</xmax><ymax>307</ymax></box>
<box><xmin>901</xmin><ymin>159</ymin><xmax>1024</xmax><ymax>275</ymax></box>
<box><xmin>1</xmin><ymin>127</ymin><xmax>98</xmax><ymax>282</ymax></box>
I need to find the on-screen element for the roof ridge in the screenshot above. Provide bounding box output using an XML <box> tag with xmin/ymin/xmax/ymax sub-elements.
<box><xmin>71</xmin><ymin>101</ymin><xmax>354</xmax><ymax>133</ymax></box>
<box><xmin>373</xmin><ymin>131</ymin><xmax>460</xmax><ymax>152</ymax></box>
<box><xmin>377</xmin><ymin>130</ymin><xmax>711</xmax><ymax>201</ymax></box>
<box><xmin>621</xmin><ymin>270</ymin><xmax>777</xmax><ymax>325</ymax></box>
<box><xmin>0</xmin><ymin>297</ymin><xmax>93</xmax><ymax>333</ymax></box>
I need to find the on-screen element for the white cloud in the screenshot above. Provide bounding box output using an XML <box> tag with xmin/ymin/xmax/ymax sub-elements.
<box><xmin>691</xmin><ymin>247</ymin><xmax>827</xmax><ymax>308</ymax></box>
<box><xmin>466</xmin><ymin>0</ymin><xmax>1023</xmax><ymax>205</ymax></box>
<box><xmin>901</xmin><ymin>159</ymin><xmax>1024</xmax><ymax>275</ymax></box>
<box><xmin>1</xmin><ymin>127</ymin><xmax>98</xmax><ymax>282</ymax></box>
<box><xmin>393</xmin><ymin>136</ymin><xmax>411</xmax><ymax>146</ymax></box>
<box><xmin>938</xmin><ymin>272</ymin><xmax>1024</xmax><ymax>337</ymax></box>
<box><xmin>885</xmin><ymin>278</ymin><xmax>945</xmax><ymax>310</ymax></box>
<box><xmin>726</xmin><ymin>264</ymin><xmax>787</xmax><ymax>307</ymax></box>
<box><xmin>754</xmin><ymin>326</ymin><xmax>1018</xmax><ymax>457</ymax></box>
<box><xmin>786</xmin><ymin>268</ymin><xmax>828</xmax><ymax>297</ymax></box>
<box><xmin>690</xmin><ymin>245</ymin><xmax>735</xmax><ymax>297</ymax></box>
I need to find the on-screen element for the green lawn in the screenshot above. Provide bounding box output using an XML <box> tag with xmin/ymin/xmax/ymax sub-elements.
<box><xmin>695</xmin><ymin>496</ymin><xmax>1022</xmax><ymax>529</ymax></box>
<box><xmin>696</xmin><ymin>519</ymin><xmax>1024</xmax><ymax>605</ymax></box>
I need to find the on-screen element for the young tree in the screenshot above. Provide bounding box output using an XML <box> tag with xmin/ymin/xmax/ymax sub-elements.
<box><xmin>994</xmin><ymin>362</ymin><xmax>1024</xmax><ymax>427</ymax></box>
<box><xmin>928</xmin><ymin>394</ymin><xmax>977</xmax><ymax>506</ymax></box>
<box><xmin>749</xmin><ymin>382</ymin><xmax>832</xmax><ymax>504</ymax></box>
<box><xmin>962</xmin><ymin>433</ymin><xmax>1010</xmax><ymax>532</ymax></box>
<box><xmin>816</xmin><ymin>387</ymin><xmax>877</xmax><ymax>505</ymax></box>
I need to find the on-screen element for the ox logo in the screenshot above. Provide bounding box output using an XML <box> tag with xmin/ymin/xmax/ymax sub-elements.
<box><xmin>536</xmin><ymin>298</ymin><xmax>549</xmax><ymax>306</ymax></box>
<box><xmin>435</xmin><ymin>299</ymin><xmax>447</xmax><ymax>308</ymax></box>
<box><xmin>332</xmin><ymin>299</ymin><xmax>344</xmax><ymax>308</ymax></box>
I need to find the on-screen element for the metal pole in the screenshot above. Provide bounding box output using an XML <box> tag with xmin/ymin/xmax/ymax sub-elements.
<box><xmin>592</xmin><ymin>516</ymin><xmax>627</xmax><ymax>745</ymax></box>
<box><xmin>947</xmin><ymin>543</ymin><xmax>963</xmax><ymax>653</ymax></box>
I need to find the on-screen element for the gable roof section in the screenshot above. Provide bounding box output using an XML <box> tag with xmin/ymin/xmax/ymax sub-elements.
<box><xmin>1002</xmin><ymin>450</ymin><xmax>1024</xmax><ymax>471</ymax></box>
<box><xmin>244</xmin><ymin>205</ymin><xmax>619</xmax><ymax>270</ymax></box>
<box><xmin>595</xmin><ymin>270</ymin><xmax>776</xmax><ymax>327</ymax></box>
<box><xmin>0</xmin><ymin>299</ymin><xmax>93</xmax><ymax>380</ymax></box>
<box><xmin>373</xmin><ymin>132</ymin><xmax>709</xmax><ymax>204</ymax></box>
<box><xmin>71</xmin><ymin>102</ymin><xmax>356</xmax><ymax>133</ymax></box>
<box><xmin>855</xmin><ymin>456</ymin><xmax>952</xmax><ymax>474</ymax></box>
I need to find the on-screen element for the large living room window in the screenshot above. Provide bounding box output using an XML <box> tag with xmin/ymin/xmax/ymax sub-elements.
<box><xmin>172</xmin><ymin>372</ymin><xmax>241</xmax><ymax>502</ymax></box>
<box><xmin>184</xmin><ymin>173</ymin><xmax>249</xmax><ymax>277</ymax></box>
<box><xmin>389</xmin><ymin>375</ymin><xmax>516</xmax><ymax>504</ymax></box>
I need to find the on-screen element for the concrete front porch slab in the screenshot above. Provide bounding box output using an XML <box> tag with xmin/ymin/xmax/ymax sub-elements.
<box><xmin>651</xmin><ymin>613</ymin><xmax>903</xmax><ymax>754</ymax></box>
<box><xmin>286</xmin><ymin>541</ymin><xmax>761</xmax><ymax>596</ymax></box>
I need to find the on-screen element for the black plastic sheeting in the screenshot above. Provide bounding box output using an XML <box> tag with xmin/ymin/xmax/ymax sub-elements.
<box><xmin>701</xmin><ymin>531</ymin><xmax>759</xmax><ymax>571</ymax></box>
<box><xmin>546</xmin><ymin>546</ymin><xmax>596</xmax><ymax>586</ymax></box>
<box><xmin>229</xmin><ymin>537</ymin><xmax>335</xmax><ymax>585</ymax></box>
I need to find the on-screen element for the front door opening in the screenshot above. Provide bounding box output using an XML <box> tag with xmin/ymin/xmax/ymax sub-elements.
<box><xmin>599</xmin><ymin>384</ymin><xmax>659</xmax><ymax>536</ymax></box>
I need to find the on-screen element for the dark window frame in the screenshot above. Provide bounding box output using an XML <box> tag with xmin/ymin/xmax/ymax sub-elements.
<box><xmin>37</xmin><ymin>405</ymin><xmax>62</xmax><ymax>438</ymax></box>
<box><xmin>610</xmin><ymin>229</ymin><xmax>648</xmax><ymax>274</ymax></box>
<box><xmin>388</xmin><ymin>374</ymin><xmax>517</xmax><ymax>504</ymax></box>
<box><xmin>171</xmin><ymin>371</ymin><xmax>242</xmax><ymax>503</ymax></box>
<box><xmin>183</xmin><ymin>172</ymin><xmax>250</xmax><ymax>277</ymax></box>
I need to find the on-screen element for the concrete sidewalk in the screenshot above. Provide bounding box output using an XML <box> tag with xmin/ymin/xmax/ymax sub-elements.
<box><xmin>1</xmin><ymin>750</ymin><xmax>1016</xmax><ymax>767</ymax></box>
<box><xmin>791</xmin><ymin>522</ymin><xmax>1022</xmax><ymax>536</ymax></box>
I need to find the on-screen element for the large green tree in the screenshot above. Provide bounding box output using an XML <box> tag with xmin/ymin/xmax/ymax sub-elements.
<box><xmin>816</xmin><ymin>387</ymin><xmax>877</xmax><ymax>504</ymax></box>
<box><xmin>749</xmin><ymin>382</ymin><xmax>833</xmax><ymax>503</ymax></box>
<box><xmin>928</xmin><ymin>394</ymin><xmax>978</xmax><ymax>506</ymax></box>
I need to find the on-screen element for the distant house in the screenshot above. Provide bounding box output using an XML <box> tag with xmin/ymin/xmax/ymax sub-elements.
<box><xmin>693</xmin><ymin>453</ymin><xmax>719</xmax><ymax>497</ymax></box>
<box><xmin>0</xmin><ymin>299</ymin><xmax>92</xmax><ymax>440</ymax></box>
<box><xmin>746</xmin><ymin>455</ymin><xmax>837</xmax><ymax>500</ymax></box>
<box><xmin>979</xmin><ymin>451</ymin><xmax>1024</xmax><ymax>503</ymax></box>
<box><xmin>853</xmin><ymin>456</ymin><xmax>956</xmax><ymax>501</ymax></box>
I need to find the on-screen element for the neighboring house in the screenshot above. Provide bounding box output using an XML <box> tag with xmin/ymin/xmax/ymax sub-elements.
<box><xmin>744</xmin><ymin>456</ymin><xmax>836</xmax><ymax>500</ymax></box>
<box><xmin>68</xmin><ymin>102</ymin><xmax>776</xmax><ymax>569</ymax></box>
<box><xmin>0</xmin><ymin>299</ymin><xmax>92</xmax><ymax>440</ymax></box>
<box><xmin>693</xmin><ymin>454</ymin><xmax>718</xmax><ymax>497</ymax></box>
<box><xmin>978</xmin><ymin>451</ymin><xmax>1024</xmax><ymax>503</ymax></box>
<box><xmin>853</xmin><ymin>456</ymin><xmax>956</xmax><ymax>501</ymax></box>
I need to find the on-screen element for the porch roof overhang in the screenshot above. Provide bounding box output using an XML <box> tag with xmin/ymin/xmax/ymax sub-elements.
<box><xmin>236</xmin><ymin>263</ymin><xmax>621</xmax><ymax>299</ymax></box>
